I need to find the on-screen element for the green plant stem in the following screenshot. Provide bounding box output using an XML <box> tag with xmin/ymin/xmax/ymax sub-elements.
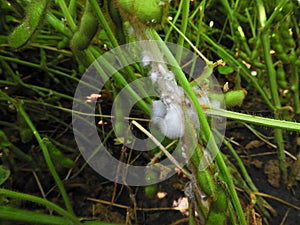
<box><xmin>219</xmin><ymin>0</ymin><xmax>251</xmax><ymax>55</ymax></box>
<box><xmin>56</xmin><ymin>0</ymin><xmax>77</xmax><ymax>32</ymax></box>
<box><xmin>16</xmin><ymin>79</ymin><xmax>75</xmax><ymax>99</ymax></box>
<box><xmin>207</xmin><ymin>108</ymin><xmax>300</xmax><ymax>131</ymax></box>
<box><xmin>197</xmin><ymin>30</ymin><xmax>275</xmax><ymax>110</ymax></box>
<box><xmin>274</xmin><ymin>131</ymin><xmax>288</xmax><ymax>183</ymax></box>
<box><xmin>167</xmin><ymin>20</ymin><xmax>210</xmax><ymax>64</ymax></box>
<box><xmin>291</xmin><ymin>15</ymin><xmax>300</xmax><ymax>121</ymax></box>
<box><xmin>3</xmin><ymin>47</ymin><xmax>149</xmax><ymax>117</ymax></box>
<box><xmin>257</xmin><ymin>5</ymin><xmax>281</xmax><ymax>109</ymax></box>
<box><xmin>0</xmin><ymin>206</ymin><xmax>74</xmax><ymax>225</ymax></box>
<box><xmin>150</xmin><ymin>30</ymin><xmax>247</xmax><ymax>225</ymax></box>
<box><xmin>187</xmin><ymin>19</ymin><xmax>275</xmax><ymax>110</ymax></box>
<box><xmin>18</xmin><ymin>103</ymin><xmax>74</xmax><ymax>214</ymax></box>
<box><xmin>68</xmin><ymin>0</ymin><xmax>78</xmax><ymax>17</ymax></box>
<box><xmin>245</xmin><ymin>8</ymin><xmax>257</xmax><ymax>38</ymax></box>
<box><xmin>219</xmin><ymin>0</ymin><xmax>234</xmax><ymax>33</ymax></box>
<box><xmin>0</xmin><ymin>55</ymin><xmax>99</xmax><ymax>99</ymax></box>
<box><xmin>25</xmin><ymin>104</ymin><xmax>73</xmax><ymax>131</ymax></box>
<box><xmin>46</xmin><ymin>13</ymin><xmax>73</xmax><ymax>38</ymax></box>
<box><xmin>87</xmin><ymin>0</ymin><xmax>143</xmax><ymax>87</ymax></box>
<box><xmin>257</xmin><ymin>0</ymin><xmax>287</xmax><ymax>183</ymax></box>
<box><xmin>214</xmin><ymin>153</ymin><xmax>247</xmax><ymax>225</ymax></box>
<box><xmin>164</xmin><ymin>0</ymin><xmax>183</xmax><ymax>41</ymax></box>
<box><xmin>0</xmin><ymin>92</ymin><xmax>74</xmax><ymax>215</ymax></box>
<box><xmin>72</xmin><ymin>46</ymin><xmax>150</xmax><ymax>123</ymax></box>
<box><xmin>0</xmin><ymin>188</ymin><xmax>80</xmax><ymax>224</ymax></box>
<box><xmin>227</xmin><ymin>202</ymin><xmax>239</xmax><ymax>225</ymax></box>
<box><xmin>291</xmin><ymin>64</ymin><xmax>300</xmax><ymax>121</ymax></box>
<box><xmin>88</xmin><ymin>0</ymin><xmax>119</xmax><ymax>48</ymax></box>
<box><xmin>222</xmin><ymin>137</ymin><xmax>274</xmax><ymax>221</ymax></box>
<box><xmin>261</xmin><ymin>0</ymin><xmax>288</xmax><ymax>32</ymax></box>
<box><xmin>88</xmin><ymin>47</ymin><xmax>151</xmax><ymax>114</ymax></box>
<box><xmin>223</xmin><ymin>138</ymin><xmax>256</xmax><ymax>191</ymax></box>
<box><xmin>30</xmin><ymin>43</ymin><xmax>73</xmax><ymax>56</ymax></box>
<box><xmin>0</xmin><ymin>55</ymin><xmax>76</xmax><ymax>81</ymax></box>
<box><xmin>187</xmin><ymin>1</ymin><xmax>205</xmax><ymax>82</ymax></box>
<box><xmin>5</xmin><ymin>142</ymin><xmax>33</xmax><ymax>162</ymax></box>
<box><xmin>175</xmin><ymin>0</ymin><xmax>189</xmax><ymax>63</ymax></box>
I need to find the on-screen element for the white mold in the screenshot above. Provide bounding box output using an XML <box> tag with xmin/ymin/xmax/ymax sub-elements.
<box><xmin>151</xmin><ymin>100</ymin><xmax>166</xmax><ymax>118</ymax></box>
<box><xmin>158</xmin><ymin>103</ymin><xmax>184</xmax><ymax>139</ymax></box>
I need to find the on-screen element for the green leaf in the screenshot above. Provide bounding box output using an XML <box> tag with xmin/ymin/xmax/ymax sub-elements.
<box><xmin>20</xmin><ymin>128</ymin><xmax>33</xmax><ymax>143</ymax></box>
<box><xmin>217</xmin><ymin>65</ymin><xmax>234</xmax><ymax>75</ymax></box>
<box><xmin>224</xmin><ymin>89</ymin><xmax>247</xmax><ymax>107</ymax></box>
<box><xmin>44</xmin><ymin>138</ymin><xmax>75</xmax><ymax>169</ymax></box>
<box><xmin>0</xmin><ymin>131</ymin><xmax>11</xmax><ymax>147</ymax></box>
<box><xmin>17</xmin><ymin>111</ymin><xmax>33</xmax><ymax>143</ymax></box>
<box><xmin>0</xmin><ymin>166</ymin><xmax>10</xmax><ymax>186</ymax></box>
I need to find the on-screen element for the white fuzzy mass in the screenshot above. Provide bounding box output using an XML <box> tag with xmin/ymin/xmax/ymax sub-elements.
<box><xmin>152</xmin><ymin>100</ymin><xmax>166</xmax><ymax>118</ymax></box>
<box><xmin>158</xmin><ymin>103</ymin><xmax>185</xmax><ymax>139</ymax></box>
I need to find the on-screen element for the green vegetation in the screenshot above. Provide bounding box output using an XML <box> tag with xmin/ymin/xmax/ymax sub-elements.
<box><xmin>0</xmin><ymin>0</ymin><xmax>299</xmax><ymax>224</ymax></box>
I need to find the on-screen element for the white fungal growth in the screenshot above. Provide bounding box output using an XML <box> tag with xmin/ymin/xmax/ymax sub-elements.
<box><xmin>152</xmin><ymin>100</ymin><xmax>166</xmax><ymax>118</ymax></box>
<box><xmin>164</xmin><ymin>71</ymin><xmax>174</xmax><ymax>81</ymax></box>
<box><xmin>187</xmin><ymin>106</ymin><xmax>200</xmax><ymax>128</ymax></box>
<box><xmin>139</xmin><ymin>43</ymin><xmax>214</xmax><ymax>139</ymax></box>
<box><xmin>148</xmin><ymin>60</ymin><xmax>198</xmax><ymax>139</ymax></box>
<box><xmin>158</xmin><ymin>103</ymin><xmax>185</xmax><ymax>139</ymax></box>
<box><xmin>152</xmin><ymin>101</ymin><xmax>185</xmax><ymax>139</ymax></box>
<box><xmin>159</xmin><ymin>0</ymin><xmax>167</xmax><ymax>6</ymax></box>
<box><xmin>150</xmin><ymin>71</ymin><xmax>159</xmax><ymax>83</ymax></box>
<box><xmin>160</xmin><ymin>94</ymin><xmax>171</xmax><ymax>105</ymax></box>
<box><xmin>142</xmin><ymin>50</ymin><xmax>152</xmax><ymax>66</ymax></box>
<box><xmin>158</xmin><ymin>63</ymin><xmax>167</xmax><ymax>75</ymax></box>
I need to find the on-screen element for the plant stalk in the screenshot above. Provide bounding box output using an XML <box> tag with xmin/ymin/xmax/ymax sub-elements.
<box><xmin>257</xmin><ymin>0</ymin><xmax>287</xmax><ymax>183</ymax></box>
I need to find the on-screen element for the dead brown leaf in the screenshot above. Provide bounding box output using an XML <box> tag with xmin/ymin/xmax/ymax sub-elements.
<box><xmin>264</xmin><ymin>159</ymin><xmax>280</xmax><ymax>188</ymax></box>
<box><xmin>251</xmin><ymin>159</ymin><xmax>263</xmax><ymax>168</ymax></box>
<box><xmin>245</xmin><ymin>140</ymin><xmax>264</xmax><ymax>150</ymax></box>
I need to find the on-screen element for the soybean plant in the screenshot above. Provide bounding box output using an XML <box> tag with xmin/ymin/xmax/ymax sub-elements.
<box><xmin>9</xmin><ymin>0</ymin><xmax>49</xmax><ymax>48</ymax></box>
<box><xmin>114</xmin><ymin>0</ymin><xmax>247</xmax><ymax>224</ymax></box>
